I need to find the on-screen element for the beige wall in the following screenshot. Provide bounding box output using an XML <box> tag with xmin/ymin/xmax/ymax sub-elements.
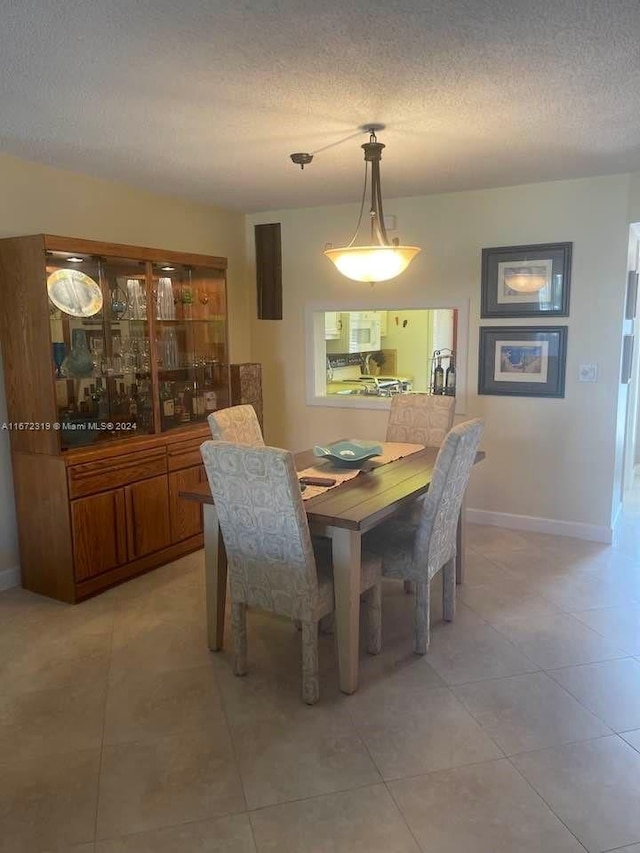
<box><xmin>248</xmin><ymin>174</ymin><xmax>631</xmax><ymax>537</ymax></box>
<box><xmin>0</xmin><ymin>152</ymin><xmax>248</xmax><ymax>576</ymax></box>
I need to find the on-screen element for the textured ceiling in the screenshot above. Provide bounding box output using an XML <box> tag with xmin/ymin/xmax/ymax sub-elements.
<box><xmin>2</xmin><ymin>0</ymin><xmax>640</xmax><ymax>212</ymax></box>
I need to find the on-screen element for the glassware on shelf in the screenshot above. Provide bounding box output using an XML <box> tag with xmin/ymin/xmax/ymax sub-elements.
<box><xmin>109</xmin><ymin>335</ymin><xmax>122</xmax><ymax>375</ymax></box>
<box><xmin>121</xmin><ymin>336</ymin><xmax>136</xmax><ymax>372</ymax></box>
<box><xmin>126</xmin><ymin>279</ymin><xmax>146</xmax><ymax>320</ymax></box>
<box><xmin>110</xmin><ymin>286</ymin><xmax>129</xmax><ymax>320</ymax></box>
<box><xmin>90</xmin><ymin>336</ymin><xmax>104</xmax><ymax>374</ymax></box>
<box><xmin>139</xmin><ymin>337</ymin><xmax>151</xmax><ymax>372</ymax></box>
<box><xmin>62</xmin><ymin>329</ymin><xmax>94</xmax><ymax>378</ymax></box>
<box><xmin>158</xmin><ymin>327</ymin><xmax>179</xmax><ymax>370</ymax></box>
<box><xmin>52</xmin><ymin>342</ymin><xmax>66</xmax><ymax>378</ymax></box>
<box><xmin>157</xmin><ymin>277</ymin><xmax>175</xmax><ymax>320</ymax></box>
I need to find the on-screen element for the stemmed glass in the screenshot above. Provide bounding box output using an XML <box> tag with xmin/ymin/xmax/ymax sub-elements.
<box><xmin>139</xmin><ymin>338</ymin><xmax>151</xmax><ymax>372</ymax></box>
<box><xmin>90</xmin><ymin>336</ymin><xmax>104</xmax><ymax>374</ymax></box>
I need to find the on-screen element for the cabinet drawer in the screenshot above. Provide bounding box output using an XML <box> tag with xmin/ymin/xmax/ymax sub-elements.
<box><xmin>167</xmin><ymin>435</ymin><xmax>207</xmax><ymax>471</ymax></box>
<box><xmin>68</xmin><ymin>447</ymin><xmax>167</xmax><ymax>499</ymax></box>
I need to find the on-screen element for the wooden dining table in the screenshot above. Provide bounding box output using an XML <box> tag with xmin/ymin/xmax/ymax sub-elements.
<box><xmin>180</xmin><ymin>445</ymin><xmax>484</xmax><ymax>695</ymax></box>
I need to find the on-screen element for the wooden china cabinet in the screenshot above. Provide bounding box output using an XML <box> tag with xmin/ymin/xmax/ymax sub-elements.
<box><xmin>0</xmin><ymin>234</ymin><xmax>258</xmax><ymax>603</ymax></box>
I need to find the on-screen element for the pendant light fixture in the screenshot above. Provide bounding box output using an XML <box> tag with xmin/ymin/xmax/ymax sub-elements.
<box><xmin>323</xmin><ymin>127</ymin><xmax>420</xmax><ymax>283</ymax></box>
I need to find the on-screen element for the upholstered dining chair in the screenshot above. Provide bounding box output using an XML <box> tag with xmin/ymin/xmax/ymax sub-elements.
<box><xmin>385</xmin><ymin>393</ymin><xmax>456</xmax><ymax>446</ymax></box>
<box><xmin>364</xmin><ymin>418</ymin><xmax>484</xmax><ymax>655</ymax></box>
<box><xmin>207</xmin><ymin>404</ymin><xmax>264</xmax><ymax>446</ymax></box>
<box><xmin>200</xmin><ymin>440</ymin><xmax>383</xmax><ymax>704</ymax></box>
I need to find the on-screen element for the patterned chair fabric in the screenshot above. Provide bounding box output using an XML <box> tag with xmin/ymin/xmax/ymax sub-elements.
<box><xmin>200</xmin><ymin>440</ymin><xmax>382</xmax><ymax>703</ymax></box>
<box><xmin>207</xmin><ymin>404</ymin><xmax>264</xmax><ymax>446</ymax></box>
<box><xmin>364</xmin><ymin>418</ymin><xmax>484</xmax><ymax>654</ymax></box>
<box><xmin>385</xmin><ymin>394</ymin><xmax>456</xmax><ymax>447</ymax></box>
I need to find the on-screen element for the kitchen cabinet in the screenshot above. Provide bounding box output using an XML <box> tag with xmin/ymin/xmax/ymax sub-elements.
<box><xmin>325</xmin><ymin>312</ymin><xmax>382</xmax><ymax>354</ymax></box>
<box><xmin>376</xmin><ymin>310</ymin><xmax>388</xmax><ymax>337</ymax></box>
<box><xmin>125</xmin><ymin>475</ymin><xmax>172</xmax><ymax>559</ymax></box>
<box><xmin>324</xmin><ymin>311</ymin><xmax>341</xmax><ymax>339</ymax></box>
<box><xmin>71</xmin><ymin>489</ymin><xmax>127</xmax><ymax>582</ymax></box>
<box><xmin>0</xmin><ymin>234</ymin><xmax>259</xmax><ymax>602</ymax></box>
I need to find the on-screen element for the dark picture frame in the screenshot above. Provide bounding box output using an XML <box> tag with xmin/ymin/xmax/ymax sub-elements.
<box><xmin>481</xmin><ymin>242</ymin><xmax>572</xmax><ymax>318</ymax></box>
<box><xmin>478</xmin><ymin>326</ymin><xmax>568</xmax><ymax>398</ymax></box>
<box><xmin>626</xmin><ymin>271</ymin><xmax>638</xmax><ymax>321</ymax></box>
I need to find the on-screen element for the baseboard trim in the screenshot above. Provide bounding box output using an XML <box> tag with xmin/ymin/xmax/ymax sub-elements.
<box><xmin>0</xmin><ymin>564</ymin><xmax>20</xmax><ymax>592</ymax></box>
<box><xmin>466</xmin><ymin>508</ymin><xmax>612</xmax><ymax>544</ymax></box>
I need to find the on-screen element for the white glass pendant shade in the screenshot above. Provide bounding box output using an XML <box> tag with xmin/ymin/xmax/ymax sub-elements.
<box><xmin>324</xmin><ymin>129</ymin><xmax>420</xmax><ymax>283</ymax></box>
<box><xmin>324</xmin><ymin>245</ymin><xmax>421</xmax><ymax>283</ymax></box>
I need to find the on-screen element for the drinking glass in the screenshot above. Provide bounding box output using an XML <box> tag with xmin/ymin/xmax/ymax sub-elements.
<box><xmin>110</xmin><ymin>335</ymin><xmax>123</xmax><ymax>374</ymax></box>
<box><xmin>90</xmin><ymin>337</ymin><xmax>104</xmax><ymax>374</ymax></box>
<box><xmin>139</xmin><ymin>338</ymin><xmax>151</xmax><ymax>372</ymax></box>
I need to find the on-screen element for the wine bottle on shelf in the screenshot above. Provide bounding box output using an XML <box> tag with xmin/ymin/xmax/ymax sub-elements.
<box><xmin>180</xmin><ymin>385</ymin><xmax>192</xmax><ymax>423</ymax></box>
<box><xmin>433</xmin><ymin>357</ymin><xmax>444</xmax><ymax>395</ymax></box>
<box><xmin>95</xmin><ymin>378</ymin><xmax>109</xmax><ymax>422</ymax></box>
<box><xmin>89</xmin><ymin>383</ymin><xmax>99</xmax><ymax>416</ymax></box>
<box><xmin>116</xmin><ymin>382</ymin><xmax>126</xmax><ymax>417</ymax></box>
<box><xmin>161</xmin><ymin>382</ymin><xmax>176</xmax><ymax>429</ymax></box>
<box><xmin>445</xmin><ymin>356</ymin><xmax>456</xmax><ymax>396</ymax></box>
<box><xmin>128</xmin><ymin>383</ymin><xmax>139</xmax><ymax>424</ymax></box>
<box><xmin>203</xmin><ymin>362</ymin><xmax>217</xmax><ymax>413</ymax></box>
<box><xmin>191</xmin><ymin>374</ymin><xmax>205</xmax><ymax>419</ymax></box>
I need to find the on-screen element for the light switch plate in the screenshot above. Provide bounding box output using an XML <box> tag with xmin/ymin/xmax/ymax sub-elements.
<box><xmin>579</xmin><ymin>364</ymin><xmax>598</xmax><ymax>383</ymax></box>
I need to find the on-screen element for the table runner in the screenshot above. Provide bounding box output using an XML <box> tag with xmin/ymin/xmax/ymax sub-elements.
<box><xmin>299</xmin><ymin>441</ymin><xmax>425</xmax><ymax>500</ymax></box>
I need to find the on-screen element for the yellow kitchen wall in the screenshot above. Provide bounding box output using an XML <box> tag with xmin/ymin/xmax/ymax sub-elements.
<box><xmin>248</xmin><ymin>174</ymin><xmax>631</xmax><ymax>540</ymax></box>
<box><xmin>381</xmin><ymin>310</ymin><xmax>434</xmax><ymax>392</ymax></box>
<box><xmin>0</xmin><ymin>152</ymin><xmax>248</xmax><ymax>584</ymax></box>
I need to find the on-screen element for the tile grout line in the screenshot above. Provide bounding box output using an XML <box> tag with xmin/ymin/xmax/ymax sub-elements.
<box><xmin>504</xmin><ymin>750</ymin><xmax>593</xmax><ymax>853</ymax></box>
<box><xmin>212</xmin><ymin>651</ymin><xmax>258</xmax><ymax>851</ymax></box>
<box><xmin>92</xmin><ymin>600</ymin><xmax>117</xmax><ymax>847</ymax></box>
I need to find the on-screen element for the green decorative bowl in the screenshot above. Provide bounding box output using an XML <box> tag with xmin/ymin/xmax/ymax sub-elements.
<box><xmin>313</xmin><ymin>440</ymin><xmax>383</xmax><ymax>468</ymax></box>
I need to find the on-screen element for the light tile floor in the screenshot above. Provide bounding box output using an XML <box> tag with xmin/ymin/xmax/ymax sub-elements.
<box><xmin>4</xmin><ymin>514</ymin><xmax>640</xmax><ymax>852</ymax></box>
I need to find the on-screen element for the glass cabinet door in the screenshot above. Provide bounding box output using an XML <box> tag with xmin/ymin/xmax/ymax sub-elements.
<box><xmin>48</xmin><ymin>251</ymin><xmax>154</xmax><ymax>449</ymax></box>
<box><xmin>153</xmin><ymin>262</ymin><xmax>230</xmax><ymax>432</ymax></box>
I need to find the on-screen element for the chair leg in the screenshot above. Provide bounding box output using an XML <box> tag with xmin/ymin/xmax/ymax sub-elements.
<box><xmin>414</xmin><ymin>581</ymin><xmax>430</xmax><ymax>655</ymax></box>
<box><xmin>365</xmin><ymin>584</ymin><xmax>382</xmax><ymax>655</ymax></box>
<box><xmin>231</xmin><ymin>602</ymin><xmax>247</xmax><ymax>676</ymax></box>
<box><xmin>404</xmin><ymin>580</ymin><xmax>414</xmax><ymax>595</ymax></box>
<box><xmin>443</xmin><ymin>558</ymin><xmax>456</xmax><ymax>622</ymax></box>
<box><xmin>301</xmin><ymin>620</ymin><xmax>320</xmax><ymax>705</ymax></box>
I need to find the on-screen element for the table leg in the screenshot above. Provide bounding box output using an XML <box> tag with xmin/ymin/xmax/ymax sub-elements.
<box><xmin>329</xmin><ymin>526</ymin><xmax>362</xmax><ymax>694</ymax></box>
<box><xmin>456</xmin><ymin>491</ymin><xmax>468</xmax><ymax>585</ymax></box>
<box><xmin>203</xmin><ymin>504</ymin><xmax>227</xmax><ymax>651</ymax></box>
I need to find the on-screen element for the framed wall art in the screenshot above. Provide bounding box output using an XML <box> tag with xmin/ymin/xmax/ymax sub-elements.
<box><xmin>481</xmin><ymin>242</ymin><xmax>572</xmax><ymax>318</ymax></box>
<box><xmin>478</xmin><ymin>325</ymin><xmax>568</xmax><ymax>398</ymax></box>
